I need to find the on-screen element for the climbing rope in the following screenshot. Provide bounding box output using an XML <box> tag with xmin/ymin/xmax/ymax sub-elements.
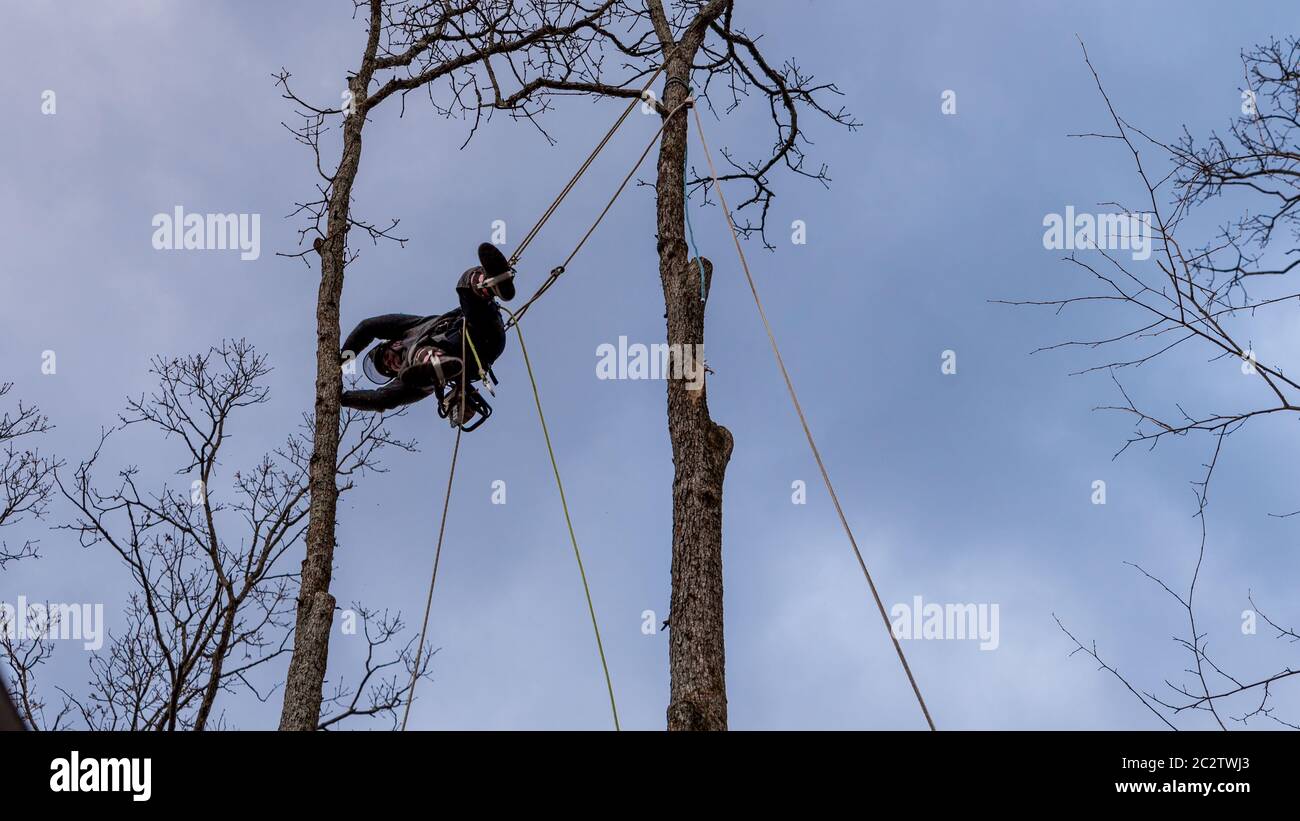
<box><xmin>464</xmin><ymin>85</ymin><xmax>697</xmax><ymax>731</ymax></box>
<box><xmin>688</xmin><ymin>106</ymin><xmax>938</xmax><ymax>731</ymax></box>
<box><xmin>478</xmin><ymin>95</ymin><xmax>699</xmax><ymax>730</ymax></box>
<box><xmin>506</xmin><ymin>307</ymin><xmax>620</xmax><ymax>730</ymax></box>
<box><xmin>507</xmin><ymin>97</ymin><xmax>694</xmax><ymax>329</ymax></box>
<box><xmin>401</xmin><ymin>328</ymin><xmax>471</xmax><ymax>731</ymax></box>
<box><xmin>507</xmin><ymin>65</ymin><xmax>667</xmax><ymax>271</ymax></box>
<box><xmin>462</xmin><ymin>320</ymin><xmax>492</xmax><ymax>395</ymax></box>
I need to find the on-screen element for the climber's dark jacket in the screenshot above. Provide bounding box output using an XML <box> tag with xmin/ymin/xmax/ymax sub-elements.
<box><xmin>340</xmin><ymin>245</ymin><xmax>515</xmax><ymax>412</ymax></box>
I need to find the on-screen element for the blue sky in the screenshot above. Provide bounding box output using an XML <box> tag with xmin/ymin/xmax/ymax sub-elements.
<box><xmin>2</xmin><ymin>0</ymin><xmax>1297</xmax><ymax>730</ymax></box>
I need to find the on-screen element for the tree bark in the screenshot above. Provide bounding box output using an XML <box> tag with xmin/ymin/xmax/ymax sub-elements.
<box><xmin>0</xmin><ymin>678</ymin><xmax>25</xmax><ymax>731</ymax></box>
<box><xmin>657</xmin><ymin>47</ymin><xmax>734</xmax><ymax>731</ymax></box>
<box><xmin>194</xmin><ymin>594</ymin><xmax>236</xmax><ymax>731</ymax></box>
<box><xmin>278</xmin><ymin>69</ymin><xmax>370</xmax><ymax>731</ymax></box>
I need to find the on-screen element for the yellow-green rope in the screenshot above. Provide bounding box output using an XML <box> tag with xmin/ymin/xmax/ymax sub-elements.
<box><xmin>511</xmin><ymin>317</ymin><xmax>620</xmax><ymax>731</ymax></box>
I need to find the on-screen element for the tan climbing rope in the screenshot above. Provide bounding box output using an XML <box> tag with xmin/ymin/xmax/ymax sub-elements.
<box><xmin>689</xmin><ymin>105</ymin><xmax>937</xmax><ymax>731</ymax></box>
<box><xmin>401</xmin><ymin>329</ymin><xmax>470</xmax><ymax>731</ymax></box>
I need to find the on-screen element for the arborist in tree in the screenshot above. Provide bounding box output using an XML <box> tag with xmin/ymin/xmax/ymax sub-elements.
<box><xmin>340</xmin><ymin>242</ymin><xmax>516</xmax><ymax>431</ymax></box>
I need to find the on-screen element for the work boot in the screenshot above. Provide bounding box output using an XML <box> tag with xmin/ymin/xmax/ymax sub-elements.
<box><xmin>477</xmin><ymin>242</ymin><xmax>511</xmax><ymax>277</ymax></box>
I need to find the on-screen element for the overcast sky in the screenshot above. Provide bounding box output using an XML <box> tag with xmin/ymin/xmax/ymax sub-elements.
<box><xmin>2</xmin><ymin>0</ymin><xmax>1297</xmax><ymax>730</ymax></box>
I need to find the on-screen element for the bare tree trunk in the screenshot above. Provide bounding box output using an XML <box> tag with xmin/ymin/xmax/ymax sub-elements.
<box><xmin>279</xmin><ymin>73</ymin><xmax>369</xmax><ymax>731</ymax></box>
<box><xmin>657</xmin><ymin>50</ymin><xmax>733</xmax><ymax>731</ymax></box>
<box><xmin>0</xmin><ymin>678</ymin><xmax>25</xmax><ymax>731</ymax></box>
